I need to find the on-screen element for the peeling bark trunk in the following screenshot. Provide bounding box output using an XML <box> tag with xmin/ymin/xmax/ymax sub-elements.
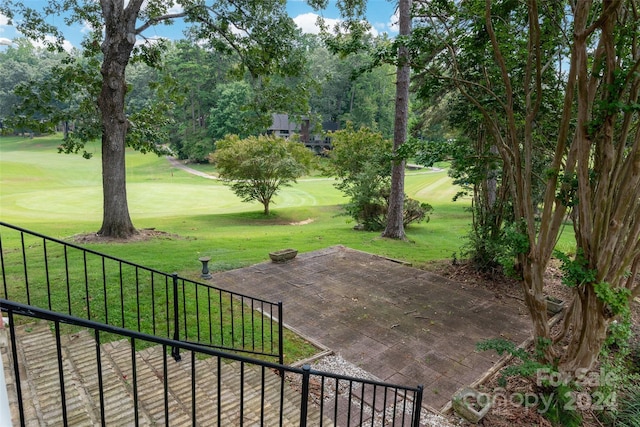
<box><xmin>562</xmin><ymin>286</ymin><xmax>610</xmax><ymax>371</ymax></box>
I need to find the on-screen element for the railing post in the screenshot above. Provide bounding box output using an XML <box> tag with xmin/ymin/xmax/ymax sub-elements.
<box><xmin>6</xmin><ymin>310</ymin><xmax>25</xmax><ymax>427</ymax></box>
<box><xmin>171</xmin><ymin>273</ymin><xmax>181</xmax><ymax>361</ymax></box>
<box><xmin>413</xmin><ymin>385</ymin><xmax>424</xmax><ymax>427</ymax></box>
<box><xmin>299</xmin><ymin>364</ymin><xmax>311</xmax><ymax>427</ymax></box>
<box><xmin>278</xmin><ymin>301</ymin><xmax>284</xmax><ymax>365</ymax></box>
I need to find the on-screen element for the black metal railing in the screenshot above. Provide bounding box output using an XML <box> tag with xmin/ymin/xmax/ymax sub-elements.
<box><xmin>1</xmin><ymin>300</ymin><xmax>425</xmax><ymax>427</ymax></box>
<box><xmin>0</xmin><ymin>222</ymin><xmax>283</xmax><ymax>363</ymax></box>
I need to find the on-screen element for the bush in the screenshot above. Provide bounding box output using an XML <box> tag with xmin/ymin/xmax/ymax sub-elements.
<box><xmin>211</xmin><ymin>134</ymin><xmax>315</xmax><ymax>214</ymax></box>
<box><xmin>347</xmin><ymin>187</ymin><xmax>433</xmax><ymax>231</ymax></box>
<box><xmin>328</xmin><ymin>124</ymin><xmax>432</xmax><ymax>231</ymax></box>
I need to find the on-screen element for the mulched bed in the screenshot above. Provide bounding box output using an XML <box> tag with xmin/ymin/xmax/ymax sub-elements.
<box><xmin>69</xmin><ymin>228</ymin><xmax>188</xmax><ymax>244</ymax></box>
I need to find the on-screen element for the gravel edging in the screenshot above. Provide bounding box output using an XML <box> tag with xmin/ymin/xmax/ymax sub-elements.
<box><xmin>298</xmin><ymin>354</ymin><xmax>460</xmax><ymax>427</ymax></box>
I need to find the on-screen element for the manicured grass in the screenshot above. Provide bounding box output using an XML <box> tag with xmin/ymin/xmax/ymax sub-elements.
<box><xmin>0</xmin><ymin>134</ymin><xmax>474</xmax><ymax>363</ymax></box>
<box><xmin>0</xmin><ymin>134</ymin><xmax>574</xmax><ymax>363</ymax></box>
<box><xmin>1</xmin><ymin>134</ymin><xmax>574</xmax><ymax>267</ymax></box>
<box><xmin>0</xmin><ymin>134</ymin><xmax>474</xmax><ymax>269</ymax></box>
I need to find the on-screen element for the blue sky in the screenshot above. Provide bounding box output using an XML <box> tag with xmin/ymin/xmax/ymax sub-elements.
<box><xmin>0</xmin><ymin>1</ymin><xmax>398</xmax><ymax>50</ymax></box>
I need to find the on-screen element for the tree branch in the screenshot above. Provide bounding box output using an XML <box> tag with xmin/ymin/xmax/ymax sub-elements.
<box><xmin>136</xmin><ymin>11</ymin><xmax>188</xmax><ymax>34</ymax></box>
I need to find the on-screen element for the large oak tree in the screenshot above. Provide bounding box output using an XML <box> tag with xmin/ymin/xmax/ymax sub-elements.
<box><xmin>0</xmin><ymin>0</ymin><xmax>305</xmax><ymax>238</ymax></box>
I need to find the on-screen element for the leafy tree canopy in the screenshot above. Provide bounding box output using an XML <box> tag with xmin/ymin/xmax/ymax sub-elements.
<box><xmin>211</xmin><ymin>135</ymin><xmax>315</xmax><ymax>215</ymax></box>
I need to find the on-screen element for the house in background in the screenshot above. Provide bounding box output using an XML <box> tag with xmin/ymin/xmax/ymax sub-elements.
<box><xmin>266</xmin><ymin>114</ymin><xmax>338</xmax><ymax>154</ymax></box>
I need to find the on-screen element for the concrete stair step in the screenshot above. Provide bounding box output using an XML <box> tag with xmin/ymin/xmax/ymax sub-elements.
<box><xmin>9</xmin><ymin>323</ymin><xmax>98</xmax><ymax>426</ymax></box>
<box><xmin>60</xmin><ymin>329</ymin><xmax>153</xmax><ymax>426</ymax></box>
<box><xmin>2</xmin><ymin>323</ymin><xmax>333</xmax><ymax>426</ymax></box>
<box><xmin>102</xmin><ymin>338</ymin><xmax>193</xmax><ymax>426</ymax></box>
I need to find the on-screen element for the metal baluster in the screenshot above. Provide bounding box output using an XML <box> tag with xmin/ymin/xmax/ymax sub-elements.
<box><xmin>240</xmin><ymin>361</ymin><xmax>244</xmax><ymax>427</ymax></box>
<box><xmin>119</xmin><ymin>263</ymin><xmax>124</xmax><ymax>327</ymax></box>
<box><xmin>102</xmin><ymin>258</ymin><xmax>108</xmax><ymax>325</ymax></box>
<box><xmin>135</xmin><ymin>267</ymin><xmax>141</xmax><ymax>331</ymax></box>
<box><xmin>277</xmin><ymin>302</ymin><xmax>284</xmax><ymax>365</ymax></box>
<box><xmin>412</xmin><ymin>386</ymin><xmax>424</xmax><ymax>427</ymax></box>
<box><xmin>20</xmin><ymin>232</ymin><xmax>29</xmax><ymax>305</ymax></box>
<box><xmin>218</xmin><ymin>290</ymin><xmax>224</xmax><ymax>347</ymax></box>
<box><xmin>171</xmin><ymin>274</ymin><xmax>180</xmax><ymax>361</ymax></box>
<box><xmin>83</xmin><ymin>252</ymin><xmax>90</xmax><ymax>319</ymax></box>
<box><xmin>7</xmin><ymin>310</ymin><xmax>25</xmax><ymax>426</ymax></box>
<box><xmin>54</xmin><ymin>321</ymin><xmax>68</xmax><ymax>425</ymax></box>
<box><xmin>195</xmin><ymin>283</ymin><xmax>200</xmax><ymax>341</ymax></box>
<box><xmin>43</xmin><ymin>239</ymin><xmax>51</xmax><ymax>310</ymax></box>
<box><xmin>191</xmin><ymin>351</ymin><xmax>196</xmax><ymax>425</ymax></box>
<box><xmin>131</xmin><ymin>338</ymin><xmax>139</xmax><ymax>426</ymax></box>
<box><xmin>163</xmin><ymin>344</ymin><xmax>169</xmax><ymax>425</ymax></box>
<box><xmin>95</xmin><ymin>330</ymin><xmax>106</xmax><ymax>426</ymax></box>
<box><xmin>64</xmin><ymin>246</ymin><xmax>71</xmax><ymax>314</ymax></box>
<box><xmin>0</xmin><ymin>232</ymin><xmax>8</xmax><ymax>300</ymax></box>
<box><xmin>230</xmin><ymin>293</ymin><xmax>235</xmax><ymax>348</ymax></box>
<box><xmin>299</xmin><ymin>365</ymin><xmax>311</xmax><ymax>427</ymax></box>
<box><xmin>207</xmin><ymin>287</ymin><xmax>212</xmax><ymax>345</ymax></box>
<box><xmin>151</xmin><ymin>272</ymin><xmax>156</xmax><ymax>336</ymax></box>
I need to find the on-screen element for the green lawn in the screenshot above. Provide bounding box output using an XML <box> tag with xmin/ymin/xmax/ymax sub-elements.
<box><xmin>0</xmin><ymin>134</ymin><xmax>476</xmax><ymax>273</ymax></box>
<box><xmin>0</xmin><ymin>133</ymin><xmax>576</xmax><ymax>271</ymax></box>
<box><xmin>1</xmin><ymin>134</ymin><xmax>577</xmax><ymax>363</ymax></box>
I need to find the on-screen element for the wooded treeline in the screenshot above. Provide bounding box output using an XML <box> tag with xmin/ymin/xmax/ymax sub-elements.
<box><xmin>0</xmin><ymin>34</ymin><xmax>399</xmax><ymax>162</ymax></box>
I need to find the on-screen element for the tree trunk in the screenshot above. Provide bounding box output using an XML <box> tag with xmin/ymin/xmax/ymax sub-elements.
<box><xmin>382</xmin><ymin>0</ymin><xmax>411</xmax><ymax>240</ymax></box>
<box><xmin>96</xmin><ymin>0</ymin><xmax>139</xmax><ymax>238</ymax></box>
<box><xmin>561</xmin><ymin>285</ymin><xmax>609</xmax><ymax>371</ymax></box>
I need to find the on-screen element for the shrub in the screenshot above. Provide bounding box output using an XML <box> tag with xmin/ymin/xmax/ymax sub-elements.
<box><xmin>328</xmin><ymin>124</ymin><xmax>433</xmax><ymax>231</ymax></box>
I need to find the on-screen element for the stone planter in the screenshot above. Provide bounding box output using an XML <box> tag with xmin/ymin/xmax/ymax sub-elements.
<box><xmin>269</xmin><ymin>249</ymin><xmax>298</xmax><ymax>263</ymax></box>
<box><xmin>546</xmin><ymin>296</ymin><xmax>564</xmax><ymax>315</ymax></box>
<box><xmin>452</xmin><ymin>387</ymin><xmax>492</xmax><ymax>424</ymax></box>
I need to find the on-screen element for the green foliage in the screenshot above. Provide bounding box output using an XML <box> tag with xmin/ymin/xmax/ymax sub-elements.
<box><xmin>403</xmin><ymin>197</ymin><xmax>433</xmax><ymax>227</ymax></box>
<box><xmin>326</xmin><ymin>124</ymin><xmax>432</xmax><ymax>230</ymax></box>
<box><xmin>212</xmin><ymin>135</ymin><xmax>315</xmax><ymax>214</ymax></box>
<box><xmin>595</xmin><ymin>282</ymin><xmax>632</xmax><ymax>348</ymax></box>
<box><xmin>476</xmin><ymin>338</ymin><xmax>548</xmax><ymax>387</ymax></box>
<box><xmin>541</xmin><ymin>383</ymin><xmax>583</xmax><ymax>427</ymax></box>
<box><xmin>341</xmin><ymin>167</ymin><xmax>391</xmax><ymax>230</ymax></box>
<box><xmin>597</xmin><ymin>327</ymin><xmax>640</xmax><ymax>427</ymax></box>
<box><xmin>171</xmin><ymin>125</ymin><xmax>213</xmax><ymax>163</ymax></box>
<box><xmin>496</xmin><ymin>221</ymin><xmax>530</xmax><ymax>278</ymax></box>
<box><xmin>554</xmin><ymin>249</ymin><xmax>633</xmax><ymax>349</ymax></box>
<box><xmin>477</xmin><ymin>338</ymin><xmax>583</xmax><ymax>427</ymax></box>
<box><xmin>412</xmin><ymin>137</ymin><xmax>453</xmax><ymax>168</ymax></box>
<box><xmin>208</xmin><ymin>81</ymin><xmax>264</xmax><ymax>141</ymax></box>
<box><xmin>460</xmin><ymin>212</ymin><xmax>504</xmax><ymax>273</ymax></box>
<box><xmin>308</xmin><ymin>34</ymin><xmax>397</xmax><ymax>138</ymax></box>
<box><xmin>593</xmin><ymin>282</ymin><xmax>631</xmax><ymax>319</ymax></box>
<box><xmin>611</xmin><ymin>386</ymin><xmax>640</xmax><ymax>427</ymax></box>
<box><xmin>554</xmin><ymin>249</ymin><xmax>597</xmax><ymax>288</ymax></box>
<box><xmin>412</xmin><ymin>132</ymin><xmax>512</xmax><ymax>274</ymax></box>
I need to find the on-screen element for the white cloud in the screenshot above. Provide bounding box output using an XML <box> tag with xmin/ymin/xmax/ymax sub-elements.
<box><xmin>136</xmin><ymin>0</ymin><xmax>183</xmax><ymax>16</ymax></box>
<box><xmin>167</xmin><ymin>4</ymin><xmax>183</xmax><ymax>14</ymax></box>
<box><xmin>388</xmin><ymin>10</ymin><xmax>399</xmax><ymax>33</ymax></box>
<box><xmin>293</xmin><ymin>12</ymin><xmax>380</xmax><ymax>36</ymax></box>
<box><xmin>135</xmin><ymin>35</ymin><xmax>168</xmax><ymax>47</ymax></box>
<box><xmin>81</xmin><ymin>20</ymin><xmax>97</xmax><ymax>34</ymax></box>
<box><xmin>0</xmin><ymin>37</ymin><xmax>13</xmax><ymax>46</ymax></box>
<box><xmin>293</xmin><ymin>13</ymin><xmax>341</xmax><ymax>35</ymax></box>
<box><xmin>0</xmin><ymin>12</ymin><xmax>9</xmax><ymax>27</ymax></box>
<box><xmin>32</xmin><ymin>35</ymin><xmax>75</xmax><ymax>53</ymax></box>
